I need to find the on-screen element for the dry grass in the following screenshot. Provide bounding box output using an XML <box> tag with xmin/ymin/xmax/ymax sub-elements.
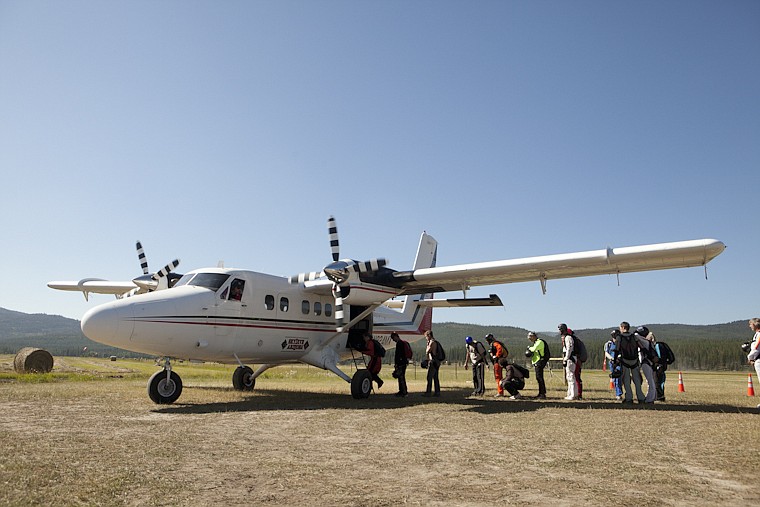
<box><xmin>0</xmin><ymin>356</ymin><xmax>758</xmax><ymax>506</ymax></box>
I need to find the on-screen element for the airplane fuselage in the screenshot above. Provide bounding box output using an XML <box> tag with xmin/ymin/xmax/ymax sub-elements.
<box><xmin>81</xmin><ymin>268</ymin><xmax>425</xmax><ymax>365</ymax></box>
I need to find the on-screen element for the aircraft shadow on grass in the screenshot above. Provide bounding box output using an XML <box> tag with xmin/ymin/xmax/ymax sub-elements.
<box><xmin>151</xmin><ymin>386</ymin><xmax>759</xmax><ymax>415</ymax></box>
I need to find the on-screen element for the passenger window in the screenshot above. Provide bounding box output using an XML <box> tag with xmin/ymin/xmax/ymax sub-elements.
<box><xmin>280</xmin><ymin>297</ymin><xmax>289</xmax><ymax>312</ymax></box>
<box><xmin>301</xmin><ymin>300</ymin><xmax>310</xmax><ymax>315</ymax></box>
<box><xmin>314</xmin><ymin>302</ymin><xmax>322</xmax><ymax>316</ymax></box>
<box><xmin>325</xmin><ymin>303</ymin><xmax>332</xmax><ymax>317</ymax></box>
<box><xmin>265</xmin><ymin>295</ymin><xmax>274</xmax><ymax>311</ymax></box>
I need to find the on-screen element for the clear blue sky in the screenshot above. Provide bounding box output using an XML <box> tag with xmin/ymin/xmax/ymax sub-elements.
<box><xmin>1</xmin><ymin>1</ymin><xmax>758</xmax><ymax>332</ymax></box>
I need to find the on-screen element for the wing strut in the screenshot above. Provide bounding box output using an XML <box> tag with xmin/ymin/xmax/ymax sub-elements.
<box><xmin>539</xmin><ymin>273</ymin><xmax>547</xmax><ymax>295</ymax></box>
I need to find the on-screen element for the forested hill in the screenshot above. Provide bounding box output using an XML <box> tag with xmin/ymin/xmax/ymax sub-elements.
<box><xmin>0</xmin><ymin>307</ymin><xmax>127</xmax><ymax>357</ymax></box>
<box><xmin>0</xmin><ymin>307</ymin><xmax>753</xmax><ymax>370</ymax></box>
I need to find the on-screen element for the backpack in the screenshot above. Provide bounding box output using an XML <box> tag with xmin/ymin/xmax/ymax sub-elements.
<box><xmin>491</xmin><ymin>340</ymin><xmax>508</xmax><ymax>359</ymax></box>
<box><xmin>403</xmin><ymin>340</ymin><xmax>413</xmax><ymax>360</ymax></box>
<box><xmin>618</xmin><ymin>333</ymin><xmax>639</xmax><ymax>361</ymax></box>
<box><xmin>513</xmin><ymin>363</ymin><xmax>530</xmax><ymax>379</ymax></box>
<box><xmin>656</xmin><ymin>341</ymin><xmax>675</xmax><ymax>365</ymax></box>
<box><xmin>571</xmin><ymin>334</ymin><xmax>588</xmax><ymax>363</ymax></box>
<box><xmin>433</xmin><ymin>340</ymin><xmax>446</xmax><ymax>362</ymax></box>
<box><xmin>372</xmin><ymin>338</ymin><xmax>386</xmax><ymax>358</ymax></box>
<box><xmin>641</xmin><ymin>340</ymin><xmax>659</xmax><ymax>365</ymax></box>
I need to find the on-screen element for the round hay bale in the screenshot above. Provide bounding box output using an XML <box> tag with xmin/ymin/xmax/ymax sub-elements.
<box><xmin>14</xmin><ymin>347</ymin><xmax>54</xmax><ymax>374</ymax></box>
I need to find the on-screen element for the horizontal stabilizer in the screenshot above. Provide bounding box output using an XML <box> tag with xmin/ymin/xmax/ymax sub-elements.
<box><xmin>416</xmin><ymin>294</ymin><xmax>503</xmax><ymax>308</ymax></box>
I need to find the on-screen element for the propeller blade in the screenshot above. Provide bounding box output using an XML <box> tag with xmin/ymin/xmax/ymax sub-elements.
<box><xmin>136</xmin><ymin>241</ymin><xmax>149</xmax><ymax>275</ymax></box>
<box><xmin>152</xmin><ymin>259</ymin><xmax>180</xmax><ymax>280</ymax></box>
<box><xmin>333</xmin><ymin>285</ymin><xmax>345</xmax><ymax>331</ymax></box>
<box><xmin>288</xmin><ymin>271</ymin><xmax>324</xmax><ymax>284</ymax></box>
<box><xmin>328</xmin><ymin>216</ymin><xmax>340</xmax><ymax>262</ymax></box>
<box><xmin>348</xmin><ymin>258</ymin><xmax>388</xmax><ymax>274</ymax></box>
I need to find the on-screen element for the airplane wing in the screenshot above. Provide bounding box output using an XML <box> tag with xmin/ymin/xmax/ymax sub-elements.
<box><xmin>394</xmin><ymin>238</ymin><xmax>725</xmax><ymax>295</ymax></box>
<box><xmin>47</xmin><ymin>279</ymin><xmax>137</xmax><ymax>300</ymax></box>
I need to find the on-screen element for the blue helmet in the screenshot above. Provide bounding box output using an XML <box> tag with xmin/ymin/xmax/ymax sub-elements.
<box><xmin>465</xmin><ymin>336</ymin><xmax>474</xmax><ymax>345</ymax></box>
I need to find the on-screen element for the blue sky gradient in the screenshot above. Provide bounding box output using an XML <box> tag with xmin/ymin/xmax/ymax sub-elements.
<box><xmin>1</xmin><ymin>1</ymin><xmax>758</xmax><ymax>332</ymax></box>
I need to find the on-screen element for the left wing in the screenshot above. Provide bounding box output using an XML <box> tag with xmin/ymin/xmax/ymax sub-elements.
<box><xmin>47</xmin><ymin>279</ymin><xmax>138</xmax><ymax>300</ymax></box>
<box><xmin>394</xmin><ymin>238</ymin><xmax>725</xmax><ymax>295</ymax></box>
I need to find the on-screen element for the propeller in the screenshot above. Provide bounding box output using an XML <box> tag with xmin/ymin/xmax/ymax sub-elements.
<box><xmin>289</xmin><ymin>216</ymin><xmax>387</xmax><ymax>331</ymax></box>
<box><xmin>131</xmin><ymin>241</ymin><xmax>181</xmax><ymax>292</ymax></box>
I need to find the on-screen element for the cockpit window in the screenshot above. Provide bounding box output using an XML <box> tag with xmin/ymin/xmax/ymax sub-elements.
<box><xmin>180</xmin><ymin>273</ymin><xmax>230</xmax><ymax>291</ymax></box>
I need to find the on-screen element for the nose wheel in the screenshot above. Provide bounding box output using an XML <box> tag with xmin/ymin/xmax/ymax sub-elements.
<box><xmin>147</xmin><ymin>369</ymin><xmax>183</xmax><ymax>404</ymax></box>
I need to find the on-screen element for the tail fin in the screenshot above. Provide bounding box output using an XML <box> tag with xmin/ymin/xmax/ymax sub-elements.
<box><xmin>401</xmin><ymin>232</ymin><xmax>437</xmax><ymax>328</ymax></box>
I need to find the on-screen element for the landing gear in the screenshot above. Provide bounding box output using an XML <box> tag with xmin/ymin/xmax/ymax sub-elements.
<box><xmin>351</xmin><ymin>370</ymin><xmax>372</xmax><ymax>399</ymax></box>
<box><xmin>148</xmin><ymin>368</ymin><xmax>183</xmax><ymax>404</ymax></box>
<box><xmin>232</xmin><ymin>365</ymin><xmax>255</xmax><ymax>391</ymax></box>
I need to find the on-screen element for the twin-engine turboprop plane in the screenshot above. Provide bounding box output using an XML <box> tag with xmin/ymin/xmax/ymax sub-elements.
<box><xmin>48</xmin><ymin>217</ymin><xmax>725</xmax><ymax>404</ymax></box>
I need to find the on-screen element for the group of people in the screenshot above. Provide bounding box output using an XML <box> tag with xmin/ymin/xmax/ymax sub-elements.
<box><xmin>360</xmin><ymin>318</ymin><xmax>760</xmax><ymax>404</ymax></box>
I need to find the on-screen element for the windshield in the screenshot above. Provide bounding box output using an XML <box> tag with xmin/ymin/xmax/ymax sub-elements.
<box><xmin>172</xmin><ymin>273</ymin><xmax>230</xmax><ymax>291</ymax></box>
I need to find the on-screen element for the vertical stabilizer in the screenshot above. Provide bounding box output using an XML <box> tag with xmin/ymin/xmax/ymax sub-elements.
<box><xmin>401</xmin><ymin>232</ymin><xmax>437</xmax><ymax>329</ymax></box>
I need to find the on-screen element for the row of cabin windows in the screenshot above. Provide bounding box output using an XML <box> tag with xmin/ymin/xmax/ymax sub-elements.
<box><xmin>263</xmin><ymin>295</ymin><xmax>333</xmax><ymax>317</ymax></box>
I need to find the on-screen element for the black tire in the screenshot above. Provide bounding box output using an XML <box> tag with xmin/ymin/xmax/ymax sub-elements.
<box><xmin>351</xmin><ymin>370</ymin><xmax>372</xmax><ymax>399</ymax></box>
<box><xmin>147</xmin><ymin>370</ymin><xmax>183</xmax><ymax>404</ymax></box>
<box><xmin>232</xmin><ymin>366</ymin><xmax>255</xmax><ymax>391</ymax></box>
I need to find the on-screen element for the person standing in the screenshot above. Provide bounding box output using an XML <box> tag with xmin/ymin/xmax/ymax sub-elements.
<box><xmin>604</xmin><ymin>334</ymin><xmax>623</xmax><ymax>400</ymax></box>
<box><xmin>612</xmin><ymin>321</ymin><xmax>645</xmax><ymax>403</ymax></box>
<box><xmin>423</xmin><ymin>330</ymin><xmax>441</xmax><ymax>397</ymax></box>
<box><xmin>390</xmin><ymin>332</ymin><xmax>410</xmax><ymax>397</ymax></box>
<box><xmin>361</xmin><ymin>332</ymin><xmax>383</xmax><ymax>389</ymax></box>
<box><xmin>559</xmin><ymin>324</ymin><xmax>579</xmax><ymax>400</ymax></box>
<box><xmin>463</xmin><ymin>336</ymin><xmax>488</xmax><ymax>396</ymax></box>
<box><xmin>648</xmin><ymin>331</ymin><xmax>672</xmax><ymax>401</ymax></box>
<box><xmin>747</xmin><ymin>318</ymin><xmax>760</xmax><ymax>409</ymax></box>
<box><xmin>485</xmin><ymin>333</ymin><xmax>508</xmax><ymax>397</ymax></box>
<box><xmin>635</xmin><ymin>326</ymin><xmax>657</xmax><ymax>403</ymax></box>
<box><xmin>525</xmin><ymin>331</ymin><xmax>549</xmax><ymax>399</ymax></box>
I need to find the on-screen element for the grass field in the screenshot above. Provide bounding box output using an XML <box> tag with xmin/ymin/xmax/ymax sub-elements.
<box><xmin>1</xmin><ymin>355</ymin><xmax>758</xmax><ymax>506</ymax></box>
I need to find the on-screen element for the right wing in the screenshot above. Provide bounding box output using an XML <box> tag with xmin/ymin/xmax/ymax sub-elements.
<box><xmin>395</xmin><ymin>238</ymin><xmax>725</xmax><ymax>295</ymax></box>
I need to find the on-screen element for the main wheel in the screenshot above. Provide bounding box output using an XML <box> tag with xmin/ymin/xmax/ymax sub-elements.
<box><xmin>351</xmin><ymin>370</ymin><xmax>372</xmax><ymax>399</ymax></box>
<box><xmin>147</xmin><ymin>370</ymin><xmax>183</xmax><ymax>404</ymax></box>
<box><xmin>232</xmin><ymin>366</ymin><xmax>255</xmax><ymax>391</ymax></box>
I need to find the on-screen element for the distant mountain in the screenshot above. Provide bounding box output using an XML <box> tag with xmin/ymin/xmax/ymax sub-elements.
<box><xmin>0</xmin><ymin>308</ymin><xmax>753</xmax><ymax>369</ymax></box>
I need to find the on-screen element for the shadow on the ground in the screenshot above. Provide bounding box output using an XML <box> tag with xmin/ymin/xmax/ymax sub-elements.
<box><xmin>152</xmin><ymin>385</ymin><xmax>760</xmax><ymax>415</ymax></box>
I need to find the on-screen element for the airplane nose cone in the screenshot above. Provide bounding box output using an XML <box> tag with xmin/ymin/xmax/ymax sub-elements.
<box><xmin>81</xmin><ymin>302</ymin><xmax>134</xmax><ymax>347</ymax></box>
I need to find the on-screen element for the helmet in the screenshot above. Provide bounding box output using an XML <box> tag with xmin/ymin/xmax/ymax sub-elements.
<box><xmin>527</xmin><ymin>331</ymin><xmax>537</xmax><ymax>340</ymax></box>
<box><xmin>558</xmin><ymin>323</ymin><xmax>568</xmax><ymax>334</ymax></box>
<box><xmin>636</xmin><ymin>326</ymin><xmax>650</xmax><ymax>336</ymax></box>
<box><xmin>465</xmin><ymin>336</ymin><xmax>474</xmax><ymax>345</ymax></box>
<box><xmin>485</xmin><ymin>333</ymin><xmax>494</xmax><ymax>342</ymax></box>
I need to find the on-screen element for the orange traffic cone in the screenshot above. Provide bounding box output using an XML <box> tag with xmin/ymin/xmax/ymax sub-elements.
<box><xmin>677</xmin><ymin>371</ymin><xmax>685</xmax><ymax>392</ymax></box>
<box><xmin>748</xmin><ymin>374</ymin><xmax>755</xmax><ymax>397</ymax></box>
<box><xmin>609</xmin><ymin>377</ymin><xmax>615</xmax><ymax>390</ymax></box>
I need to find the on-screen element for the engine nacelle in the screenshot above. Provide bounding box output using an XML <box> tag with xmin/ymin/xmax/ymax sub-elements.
<box><xmin>341</xmin><ymin>283</ymin><xmax>401</xmax><ymax>306</ymax></box>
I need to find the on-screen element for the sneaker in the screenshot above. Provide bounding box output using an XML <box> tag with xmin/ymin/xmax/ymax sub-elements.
<box><xmin>377</xmin><ymin>379</ymin><xmax>383</xmax><ymax>388</ymax></box>
<box><xmin>494</xmin><ymin>393</ymin><xmax>504</xmax><ymax>397</ymax></box>
<box><xmin>621</xmin><ymin>399</ymin><xmax>634</xmax><ymax>404</ymax></box>
<box><xmin>509</xmin><ymin>394</ymin><xmax>522</xmax><ymax>400</ymax></box>
<box><xmin>535</xmin><ymin>394</ymin><xmax>547</xmax><ymax>400</ymax></box>
<box><xmin>615</xmin><ymin>395</ymin><xmax>623</xmax><ymax>401</ymax></box>
<box><xmin>563</xmin><ymin>396</ymin><xmax>577</xmax><ymax>400</ymax></box>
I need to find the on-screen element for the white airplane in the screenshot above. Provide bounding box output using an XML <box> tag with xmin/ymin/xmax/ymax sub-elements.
<box><xmin>48</xmin><ymin>217</ymin><xmax>725</xmax><ymax>404</ymax></box>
